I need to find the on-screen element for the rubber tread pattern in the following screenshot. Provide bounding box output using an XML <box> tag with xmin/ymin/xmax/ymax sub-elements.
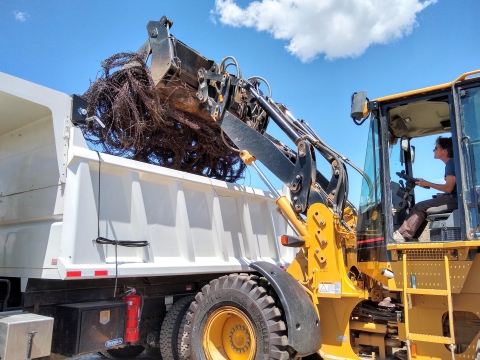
<box><xmin>183</xmin><ymin>274</ymin><xmax>289</xmax><ymax>360</ymax></box>
<box><xmin>159</xmin><ymin>295</ymin><xmax>195</xmax><ymax>360</ymax></box>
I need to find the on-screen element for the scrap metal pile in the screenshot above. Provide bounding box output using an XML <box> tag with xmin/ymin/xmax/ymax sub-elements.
<box><xmin>82</xmin><ymin>52</ymin><xmax>246</xmax><ymax>183</ymax></box>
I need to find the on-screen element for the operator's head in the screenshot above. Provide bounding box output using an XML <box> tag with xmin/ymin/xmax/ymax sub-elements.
<box><xmin>434</xmin><ymin>136</ymin><xmax>453</xmax><ymax>159</ymax></box>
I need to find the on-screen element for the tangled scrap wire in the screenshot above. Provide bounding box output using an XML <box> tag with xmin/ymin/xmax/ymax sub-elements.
<box><xmin>82</xmin><ymin>52</ymin><xmax>246</xmax><ymax>182</ymax></box>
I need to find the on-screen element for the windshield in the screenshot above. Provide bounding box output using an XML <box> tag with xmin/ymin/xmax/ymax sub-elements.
<box><xmin>356</xmin><ymin>116</ymin><xmax>384</xmax><ymax>248</ymax></box>
<box><xmin>459</xmin><ymin>85</ymin><xmax>480</xmax><ymax>237</ymax></box>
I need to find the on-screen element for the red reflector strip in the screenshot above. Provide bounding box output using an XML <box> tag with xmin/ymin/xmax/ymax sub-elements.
<box><xmin>66</xmin><ymin>270</ymin><xmax>109</xmax><ymax>277</ymax></box>
<box><xmin>66</xmin><ymin>271</ymin><xmax>81</xmax><ymax>277</ymax></box>
<box><xmin>95</xmin><ymin>270</ymin><xmax>108</xmax><ymax>276</ymax></box>
<box><xmin>281</xmin><ymin>235</ymin><xmax>288</xmax><ymax>245</ymax></box>
<box><xmin>357</xmin><ymin>237</ymin><xmax>384</xmax><ymax>244</ymax></box>
<box><xmin>279</xmin><ymin>265</ymin><xmax>285</xmax><ymax>270</ymax></box>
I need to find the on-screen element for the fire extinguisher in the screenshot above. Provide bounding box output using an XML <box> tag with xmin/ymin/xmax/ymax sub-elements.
<box><xmin>124</xmin><ymin>288</ymin><xmax>142</xmax><ymax>343</ymax></box>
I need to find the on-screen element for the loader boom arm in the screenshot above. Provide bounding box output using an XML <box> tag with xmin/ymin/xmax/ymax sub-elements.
<box><xmin>140</xmin><ymin>16</ymin><xmax>358</xmax><ymax>228</ymax></box>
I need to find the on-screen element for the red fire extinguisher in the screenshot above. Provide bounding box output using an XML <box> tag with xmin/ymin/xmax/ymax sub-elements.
<box><xmin>124</xmin><ymin>288</ymin><xmax>141</xmax><ymax>343</ymax></box>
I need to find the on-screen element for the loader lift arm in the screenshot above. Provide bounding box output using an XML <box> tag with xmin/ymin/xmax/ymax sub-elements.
<box><xmin>136</xmin><ymin>16</ymin><xmax>368</xmax><ymax>358</ymax></box>
<box><xmin>138</xmin><ymin>16</ymin><xmax>363</xmax><ymax>224</ymax></box>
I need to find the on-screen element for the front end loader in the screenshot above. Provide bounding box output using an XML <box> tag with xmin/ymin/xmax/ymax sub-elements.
<box><xmin>91</xmin><ymin>15</ymin><xmax>480</xmax><ymax>360</ymax></box>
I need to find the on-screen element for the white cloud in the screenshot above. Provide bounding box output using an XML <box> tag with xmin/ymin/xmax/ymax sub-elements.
<box><xmin>212</xmin><ymin>0</ymin><xmax>437</xmax><ymax>62</ymax></box>
<box><xmin>13</xmin><ymin>11</ymin><xmax>29</xmax><ymax>22</ymax></box>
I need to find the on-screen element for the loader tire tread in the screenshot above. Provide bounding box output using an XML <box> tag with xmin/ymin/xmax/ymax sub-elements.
<box><xmin>184</xmin><ymin>273</ymin><xmax>289</xmax><ymax>360</ymax></box>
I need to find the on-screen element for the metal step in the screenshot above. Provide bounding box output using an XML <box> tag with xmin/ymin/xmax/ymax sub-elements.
<box><xmin>405</xmin><ymin>288</ymin><xmax>448</xmax><ymax>296</ymax></box>
<box><xmin>408</xmin><ymin>333</ymin><xmax>453</xmax><ymax>344</ymax></box>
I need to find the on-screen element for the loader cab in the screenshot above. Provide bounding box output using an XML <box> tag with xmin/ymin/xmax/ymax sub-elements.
<box><xmin>354</xmin><ymin>71</ymin><xmax>480</xmax><ymax>262</ymax></box>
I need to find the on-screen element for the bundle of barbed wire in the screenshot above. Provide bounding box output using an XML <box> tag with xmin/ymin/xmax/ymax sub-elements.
<box><xmin>82</xmin><ymin>52</ymin><xmax>245</xmax><ymax>182</ymax></box>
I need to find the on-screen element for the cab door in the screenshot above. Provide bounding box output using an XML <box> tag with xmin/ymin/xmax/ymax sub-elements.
<box><xmin>455</xmin><ymin>80</ymin><xmax>480</xmax><ymax>239</ymax></box>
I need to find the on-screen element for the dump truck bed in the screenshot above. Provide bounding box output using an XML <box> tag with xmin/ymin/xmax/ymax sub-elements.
<box><xmin>0</xmin><ymin>72</ymin><xmax>294</xmax><ymax>280</ymax></box>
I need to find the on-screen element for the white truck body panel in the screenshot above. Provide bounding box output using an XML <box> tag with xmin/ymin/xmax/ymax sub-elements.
<box><xmin>0</xmin><ymin>72</ymin><xmax>294</xmax><ymax>280</ymax></box>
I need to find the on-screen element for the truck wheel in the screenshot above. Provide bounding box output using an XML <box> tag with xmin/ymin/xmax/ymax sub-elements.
<box><xmin>160</xmin><ymin>295</ymin><xmax>195</xmax><ymax>360</ymax></box>
<box><xmin>184</xmin><ymin>274</ymin><xmax>289</xmax><ymax>360</ymax></box>
<box><xmin>99</xmin><ymin>345</ymin><xmax>145</xmax><ymax>359</ymax></box>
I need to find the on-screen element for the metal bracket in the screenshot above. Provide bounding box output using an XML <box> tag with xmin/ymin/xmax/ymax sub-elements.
<box><xmin>290</xmin><ymin>141</ymin><xmax>316</xmax><ymax>213</ymax></box>
<box><xmin>25</xmin><ymin>331</ymin><xmax>36</xmax><ymax>360</ymax></box>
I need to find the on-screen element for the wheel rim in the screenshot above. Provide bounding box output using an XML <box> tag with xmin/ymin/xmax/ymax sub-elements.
<box><xmin>203</xmin><ymin>306</ymin><xmax>257</xmax><ymax>360</ymax></box>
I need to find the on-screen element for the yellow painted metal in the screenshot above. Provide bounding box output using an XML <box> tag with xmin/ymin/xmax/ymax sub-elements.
<box><xmin>203</xmin><ymin>306</ymin><xmax>256</xmax><ymax>360</ymax></box>
<box><xmin>275</xmin><ymin>195</ymin><xmax>309</xmax><ymax>237</ymax></box>
<box><xmin>282</xmin><ymin>190</ymin><xmax>480</xmax><ymax>360</ymax></box>
<box><xmin>444</xmin><ymin>256</ymin><xmax>456</xmax><ymax>360</ymax></box>
<box><xmin>350</xmin><ymin>321</ymin><xmax>387</xmax><ymax>333</ymax></box>
<box><xmin>388</xmin><ymin>240</ymin><xmax>480</xmax><ymax>250</ymax></box>
<box><xmin>287</xmin><ymin>203</ymin><xmax>367</xmax><ymax>360</ymax></box>
<box><xmin>402</xmin><ymin>255</ymin><xmax>412</xmax><ymax>360</ymax></box>
<box><xmin>374</xmin><ymin>70</ymin><xmax>480</xmax><ymax>103</ymax></box>
<box><xmin>408</xmin><ymin>334</ymin><xmax>452</xmax><ymax>344</ymax></box>
<box><xmin>239</xmin><ymin>150</ymin><xmax>255</xmax><ymax>166</ymax></box>
<box><xmin>406</xmin><ymin>288</ymin><xmax>448</xmax><ymax>296</ymax></box>
<box><xmin>402</xmin><ymin>254</ymin><xmax>457</xmax><ymax>360</ymax></box>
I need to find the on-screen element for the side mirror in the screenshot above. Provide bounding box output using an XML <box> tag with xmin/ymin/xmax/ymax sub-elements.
<box><xmin>351</xmin><ymin>91</ymin><xmax>368</xmax><ymax>120</ymax></box>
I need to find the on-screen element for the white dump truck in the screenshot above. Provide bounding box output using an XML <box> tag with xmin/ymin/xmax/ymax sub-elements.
<box><xmin>0</xmin><ymin>71</ymin><xmax>294</xmax><ymax>359</ymax></box>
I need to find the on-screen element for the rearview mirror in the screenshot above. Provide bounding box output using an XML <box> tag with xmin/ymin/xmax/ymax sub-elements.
<box><xmin>351</xmin><ymin>91</ymin><xmax>367</xmax><ymax>120</ymax></box>
<box><xmin>400</xmin><ymin>139</ymin><xmax>415</xmax><ymax>164</ymax></box>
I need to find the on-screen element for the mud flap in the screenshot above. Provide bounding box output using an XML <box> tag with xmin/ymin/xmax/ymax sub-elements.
<box><xmin>250</xmin><ymin>261</ymin><xmax>321</xmax><ymax>356</ymax></box>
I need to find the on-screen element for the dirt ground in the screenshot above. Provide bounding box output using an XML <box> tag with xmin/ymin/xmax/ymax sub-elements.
<box><xmin>50</xmin><ymin>348</ymin><xmax>160</xmax><ymax>360</ymax></box>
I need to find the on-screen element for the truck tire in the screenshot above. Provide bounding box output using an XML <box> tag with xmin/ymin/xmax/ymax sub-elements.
<box><xmin>99</xmin><ymin>345</ymin><xmax>145</xmax><ymax>359</ymax></box>
<box><xmin>160</xmin><ymin>295</ymin><xmax>195</xmax><ymax>360</ymax></box>
<box><xmin>184</xmin><ymin>274</ymin><xmax>289</xmax><ymax>360</ymax></box>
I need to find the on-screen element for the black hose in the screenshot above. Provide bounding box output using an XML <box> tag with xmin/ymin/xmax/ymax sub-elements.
<box><xmin>93</xmin><ymin>150</ymin><xmax>149</xmax><ymax>296</ymax></box>
<box><xmin>94</xmin><ymin>237</ymin><xmax>149</xmax><ymax>247</ymax></box>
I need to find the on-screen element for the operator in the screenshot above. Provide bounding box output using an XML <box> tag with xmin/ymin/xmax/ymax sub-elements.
<box><xmin>393</xmin><ymin>136</ymin><xmax>457</xmax><ymax>242</ymax></box>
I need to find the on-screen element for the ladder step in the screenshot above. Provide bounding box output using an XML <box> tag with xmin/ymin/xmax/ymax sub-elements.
<box><xmin>406</xmin><ymin>288</ymin><xmax>448</xmax><ymax>296</ymax></box>
<box><xmin>408</xmin><ymin>333</ymin><xmax>453</xmax><ymax>344</ymax></box>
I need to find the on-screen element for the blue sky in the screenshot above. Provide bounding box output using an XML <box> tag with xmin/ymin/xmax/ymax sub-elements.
<box><xmin>1</xmin><ymin>0</ymin><xmax>479</xmax><ymax>205</ymax></box>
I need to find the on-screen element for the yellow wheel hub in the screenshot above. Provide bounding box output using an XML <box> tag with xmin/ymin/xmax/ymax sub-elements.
<box><xmin>203</xmin><ymin>306</ymin><xmax>257</xmax><ymax>360</ymax></box>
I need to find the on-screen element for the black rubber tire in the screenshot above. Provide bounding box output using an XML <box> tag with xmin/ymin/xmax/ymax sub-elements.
<box><xmin>184</xmin><ymin>273</ymin><xmax>289</xmax><ymax>360</ymax></box>
<box><xmin>160</xmin><ymin>295</ymin><xmax>195</xmax><ymax>360</ymax></box>
<box><xmin>99</xmin><ymin>345</ymin><xmax>145</xmax><ymax>359</ymax></box>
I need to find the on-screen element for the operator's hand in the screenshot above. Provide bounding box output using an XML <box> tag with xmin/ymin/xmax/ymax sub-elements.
<box><xmin>415</xmin><ymin>178</ymin><xmax>429</xmax><ymax>187</ymax></box>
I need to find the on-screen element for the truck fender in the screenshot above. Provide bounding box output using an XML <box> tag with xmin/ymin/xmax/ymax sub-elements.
<box><xmin>250</xmin><ymin>261</ymin><xmax>321</xmax><ymax>356</ymax></box>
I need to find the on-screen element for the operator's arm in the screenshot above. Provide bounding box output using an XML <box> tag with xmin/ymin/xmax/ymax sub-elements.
<box><xmin>416</xmin><ymin>175</ymin><xmax>456</xmax><ymax>193</ymax></box>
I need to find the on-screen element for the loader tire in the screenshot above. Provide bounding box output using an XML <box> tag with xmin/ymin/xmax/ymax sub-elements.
<box><xmin>184</xmin><ymin>273</ymin><xmax>289</xmax><ymax>360</ymax></box>
<box><xmin>99</xmin><ymin>345</ymin><xmax>145</xmax><ymax>359</ymax></box>
<box><xmin>160</xmin><ymin>295</ymin><xmax>195</xmax><ymax>360</ymax></box>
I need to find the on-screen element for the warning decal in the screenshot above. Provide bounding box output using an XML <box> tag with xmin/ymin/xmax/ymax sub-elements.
<box><xmin>318</xmin><ymin>281</ymin><xmax>341</xmax><ymax>294</ymax></box>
